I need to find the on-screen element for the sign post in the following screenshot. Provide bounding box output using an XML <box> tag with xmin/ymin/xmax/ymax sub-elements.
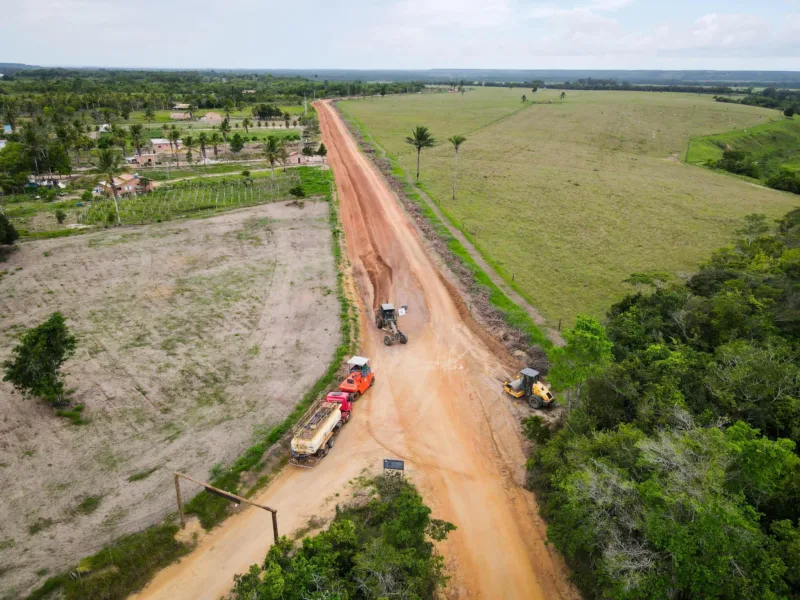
<box><xmin>383</xmin><ymin>459</ymin><xmax>405</xmax><ymax>473</ymax></box>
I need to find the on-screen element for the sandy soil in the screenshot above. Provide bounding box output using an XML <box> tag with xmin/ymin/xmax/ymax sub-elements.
<box><xmin>0</xmin><ymin>202</ymin><xmax>340</xmax><ymax>597</ymax></box>
<box><xmin>131</xmin><ymin>101</ymin><xmax>577</xmax><ymax>600</ymax></box>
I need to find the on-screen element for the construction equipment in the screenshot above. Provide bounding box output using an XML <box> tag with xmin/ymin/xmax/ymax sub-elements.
<box><xmin>290</xmin><ymin>391</ymin><xmax>354</xmax><ymax>468</ymax></box>
<box><xmin>339</xmin><ymin>356</ymin><xmax>375</xmax><ymax>401</ymax></box>
<box><xmin>375</xmin><ymin>303</ymin><xmax>408</xmax><ymax>346</ymax></box>
<box><xmin>503</xmin><ymin>368</ymin><xmax>555</xmax><ymax>409</ymax></box>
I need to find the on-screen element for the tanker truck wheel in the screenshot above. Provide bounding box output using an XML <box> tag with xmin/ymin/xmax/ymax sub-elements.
<box><xmin>399</xmin><ymin>333</ymin><xmax>408</xmax><ymax>344</ymax></box>
<box><xmin>350</xmin><ymin>391</ymin><xmax>361</xmax><ymax>402</ymax></box>
<box><xmin>384</xmin><ymin>335</ymin><xmax>392</xmax><ymax>346</ymax></box>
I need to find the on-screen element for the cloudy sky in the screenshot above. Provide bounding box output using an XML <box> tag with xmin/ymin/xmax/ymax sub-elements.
<box><xmin>2</xmin><ymin>0</ymin><xmax>799</xmax><ymax>70</ymax></box>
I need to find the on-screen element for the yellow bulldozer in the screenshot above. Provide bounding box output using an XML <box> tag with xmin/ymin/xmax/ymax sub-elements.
<box><xmin>503</xmin><ymin>368</ymin><xmax>555</xmax><ymax>409</ymax></box>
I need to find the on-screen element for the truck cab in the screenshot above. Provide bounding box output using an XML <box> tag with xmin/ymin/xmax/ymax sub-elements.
<box><xmin>325</xmin><ymin>391</ymin><xmax>353</xmax><ymax>422</ymax></box>
<box><xmin>339</xmin><ymin>356</ymin><xmax>374</xmax><ymax>400</ymax></box>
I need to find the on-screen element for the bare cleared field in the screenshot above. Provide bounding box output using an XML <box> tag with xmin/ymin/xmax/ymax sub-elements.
<box><xmin>341</xmin><ymin>89</ymin><xmax>798</xmax><ymax>325</ymax></box>
<box><xmin>0</xmin><ymin>202</ymin><xmax>339</xmax><ymax>597</ymax></box>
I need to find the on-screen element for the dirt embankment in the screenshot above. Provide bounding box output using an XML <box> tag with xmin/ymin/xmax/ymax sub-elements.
<box><xmin>132</xmin><ymin>101</ymin><xmax>577</xmax><ymax>600</ymax></box>
<box><xmin>0</xmin><ymin>202</ymin><xmax>340</xmax><ymax>598</ymax></box>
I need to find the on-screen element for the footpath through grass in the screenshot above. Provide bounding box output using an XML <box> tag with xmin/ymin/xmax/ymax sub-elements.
<box><xmin>25</xmin><ymin>168</ymin><xmax>357</xmax><ymax>600</ymax></box>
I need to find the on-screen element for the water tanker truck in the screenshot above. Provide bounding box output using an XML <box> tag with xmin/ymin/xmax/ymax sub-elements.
<box><xmin>290</xmin><ymin>392</ymin><xmax>353</xmax><ymax>468</ymax></box>
<box><xmin>290</xmin><ymin>356</ymin><xmax>374</xmax><ymax>468</ymax></box>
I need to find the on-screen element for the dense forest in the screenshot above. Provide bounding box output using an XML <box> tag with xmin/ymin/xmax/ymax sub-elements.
<box><xmin>0</xmin><ymin>69</ymin><xmax>423</xmax><ymax>116</ymax></box>
<box><xmin>531</xmin><ymin>210</ymin><xmax>800</xmax><ymax>599</ymax></box>
<box><xmin>228</xmin><ymin>474</ymin><xmax>454</xmax><ymax>600</ymax></box>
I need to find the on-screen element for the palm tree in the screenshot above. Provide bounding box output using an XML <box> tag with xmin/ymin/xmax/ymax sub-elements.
<box><xmin>448</xmin><ymin>135</ymin><xmax>467</xmax><ymax>201</ymax></box>
<box><xmin>209</xmin><ymin>132</ymin><xmax>222</xmax><ymax>158</ymax></box>
<box><xmin>242</xmin><ymin>118</ymin><xmax>252</xmax><ymax>134</ymax></box>
<box><xmin>130</xmin><ymin>124</ymin><xmax>143</xmax><ymax>155</ymax></box>
<box><xmin>96</xmin><ymin>148</ymin><xmax>122</xmax><ymax>225</ymax></box>
<box><xmin>183</xmin><ymin>135</ymin><xmax>196</xmax><ymax>165</ymax></box>
<box><xmin>168</xmin><ymin>127</ymin><xmax>181</xmax><ymax>167</ymax></box>
<box><xmin>405</xmin><ymin>126</ymin><xmax>436</xmax><ymax>182</ymax></box>
<box><xmin>219</xmin><ymin>118</ymin><xmax>231</xmax><ymax>141</ymax></box>
<box><xmin>262</xmin><ymin>136</ymin><xmax>281</xmax><ymax>183</ymax></box>
<box><xmin>198</xmin><ymin>132</ymin><xmax>209</xmax><ymax>164</ymax></box>
<box><xmin>144</xmin><ymin>107</ymin><xmax>155</xmax><ymax>126</ymax></box>
<box><xmin>278</xmin><ymin>139</ymin><xmax>289</xmax><ymax>171</ymax></box>
<box><xmin>20</xmin><ymin>123</ymin><xmax>45</xmax><ymax>175</ymax></box>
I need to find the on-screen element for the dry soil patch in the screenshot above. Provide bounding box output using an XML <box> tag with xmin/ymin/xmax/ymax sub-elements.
<box><xmin>0</xmin><ymin>202</ymin><xmax>339</xmax><ymax>597</ymax></box>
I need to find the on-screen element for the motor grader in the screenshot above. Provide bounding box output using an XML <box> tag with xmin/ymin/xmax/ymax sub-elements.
<box><xmin>375</xmin><ymin>303</ymin><xmax>408</xmax><ymax>346</ymax></box>
<box><xmin>503</xmin><ymin>368</ymin><xmax>555</xmax><ymax>409</ymax></box>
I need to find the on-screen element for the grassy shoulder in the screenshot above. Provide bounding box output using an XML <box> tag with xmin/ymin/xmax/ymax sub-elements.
<box><xmin>24</xmin><ymin>169</ymin><xmax>356</xmax><ymax>600</ymax></box>
<box><xmin>340</xmin><ymin>105</ymin><xmax>550</xmax><ymax>350</ymax></box>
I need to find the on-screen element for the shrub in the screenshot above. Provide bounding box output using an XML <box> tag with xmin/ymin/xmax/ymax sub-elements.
<box><xmin>289</xmin><ymin>184</ymin><xmax>306</xmax><ymax>198</ymax></box>
<box><xmin>0</xmin><ymin>212</ymin><xmax>19</xmax><ymax>245</ymax></box>
<box><xmin>55</xmin><ymin>208</ymin><xmax>67</xmax><ymax>224</ymax></box>
<box><xmin>241</xmin><ymin>170</ymin><xmax>250</xmax><ymax>177</ymax></box>
<box><xmin>767</xmin><ymin>169</ymin><xmax>800</xmax><ymax>195</ymax></box>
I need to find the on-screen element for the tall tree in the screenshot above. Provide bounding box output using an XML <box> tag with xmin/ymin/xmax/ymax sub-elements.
<box><xmin>3</xmin><ymin>312</ymin><xmax>77</xmax><ymax>406</ymax></box>
<box><xmin>129</xmin><ymin>123</ymin><xmax>143</xmax><ymax>155</ymax></box>
<box><xmin>209</xmin><ymin>131</ymin><xmax>222</xmax><ymax>158</ymax></box>
<box><xmin>546</xmin><ymin>315</ymin><xmax>613</xmax><ymax>411</ymax></box>
<box><xmin>96</xmin><ymin>148</ymin><xmax>123</xmax><ymax>225</ymax></box>
<box><xmin>219</xmin><ymin>118</ymin><xmax>231</xmax><ymax>141</ymax></box>
<box><xmin>168</xmin><ymin>127</ymin><xmax>181</xmax><ymax>167</ymax></box>
<box><xmin>182</xmin><ymin>134</ymin><xmax>196</xmax><ymax>165</ymax></box>
<box><xmin>447</xmin><ymin>134</ymin><xmax>466</xmax><ymax>201</ymax></box>
<box><xmin>404</xmin><ymin>126</ymin><xmax>436</xmax><ymax>182</ymax></box>
<box><xmin>262</xmin><ymin>135</ymin><xmax>281</xmax><ymax>183</ymax></box>
<box><xmin>198</xmin><ymin>132</ymin><xmax>209</xmax><ymax>165</ymax></box>
<box><xmin>144</xmin><ymin>107</ymin><xmax>155</xmax><ymax>126</ymax></box>
<box><xmin>241</xmin><ymin>117</ymin><xmax>251</xmax><ymax>134</ymax></box>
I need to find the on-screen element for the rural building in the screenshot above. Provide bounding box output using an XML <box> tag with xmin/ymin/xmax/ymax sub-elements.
<box><xmin>126</xmin><ymin>152</ymin><xmax>158</xmax><ymax>167</ymax></box>
<box><xmin>170</xmin><ymin>112</ymin><xmax>191</xmax><ymax>120</ymax></box>
<box><xmin>150</xmin><ymin>138</ymin><xmax>180</xmax><ymax>153</ymax></box>
<box><xmin>243</xmin><ymin>90</ymin><xmax>256</xmax><ymax>94</ymax></box>
<box><xmin>96</xmin><ymin>173</ymin><xmax>153</xmax><ymax>196</ymax></box>
<box><xmin>173</xmin><ymin>103</ymin><xmax>190</xmax><ymax>109</ymax></box>
<box><xmin>0</xmin><ymin>140</ymin><xmax>6</xmax><ymax>151</ymax></box>
<box><xmin>98</xmin><ymin>123</ymin><xmax>111</xmax><ymax>133</ymax></box>
<box><xmin>2</xmin><ymin>124</ymin><xmax>12</xmax><ymax>134</ymax></box>
<box><xmin>200</xmin><ymin>112</ymin><xmax>222</xmax><ymax>123</ymax></box>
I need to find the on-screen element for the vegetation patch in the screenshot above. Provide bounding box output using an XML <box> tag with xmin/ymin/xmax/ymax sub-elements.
<box><xmin>27</xmin><ymin>524</ymin><xmax>190</xmax><ymax>600</ymax></box>
<box><xmin>229</xmin><ymin>474</ymin><xmax>454</xmax><ymax>600</ymax></box>
<box><xmin>529</xmin><ymin>210</ymin><xmax>800</xmax><ymax>600</ymax></box>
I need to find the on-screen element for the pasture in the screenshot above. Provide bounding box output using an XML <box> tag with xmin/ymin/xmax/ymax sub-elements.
<box><xmin>341</xmin><ymin>89</ymin><xmax>798</xmax><ymax>324</ymax></box>
<box><xmin>0</xmin><ymin>200</ymin><xmax>340</xmax><ymax>597</ymax></box>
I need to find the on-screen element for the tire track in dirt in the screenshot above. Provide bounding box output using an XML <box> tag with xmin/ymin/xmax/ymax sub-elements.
<box><xmin>132</xmin><ymin>101</ymin><xmax>578</xmax><ymax>600</ymax></box>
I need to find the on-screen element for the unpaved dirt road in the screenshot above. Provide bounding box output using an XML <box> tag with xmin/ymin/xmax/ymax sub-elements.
<box><xmin>133</xmin><ymin>100</ymin><xmax>576</xmax><ymax>600</ymax></box>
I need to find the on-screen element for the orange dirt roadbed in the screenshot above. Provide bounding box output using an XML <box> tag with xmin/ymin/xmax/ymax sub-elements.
<box><xmin>131</xmin><ymin>100</ymin><xmax>578</xmax><ymax>600</ymax></box>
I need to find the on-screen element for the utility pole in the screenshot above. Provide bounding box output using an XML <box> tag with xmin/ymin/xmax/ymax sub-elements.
<box><xmin>173</xmin><ymin>471</ymin><xmax>279</xmax><ymax>542</ymax></box>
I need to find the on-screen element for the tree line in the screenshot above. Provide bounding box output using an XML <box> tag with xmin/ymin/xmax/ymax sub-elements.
<box><xmin>529</xmin><ymin>210</ymin><xmax>800</xmax><ymax>599</ymax></box>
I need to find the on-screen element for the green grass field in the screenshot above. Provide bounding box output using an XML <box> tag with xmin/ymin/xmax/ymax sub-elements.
<box><xmin>687</xmin><ymin>117</ymin><xmax>800</xmax><ymax>173</ymax></box>
<box><xmin>341</xmin><ymin>89</ymin><xmax>798</xmax><ymax>325</ymax></box>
